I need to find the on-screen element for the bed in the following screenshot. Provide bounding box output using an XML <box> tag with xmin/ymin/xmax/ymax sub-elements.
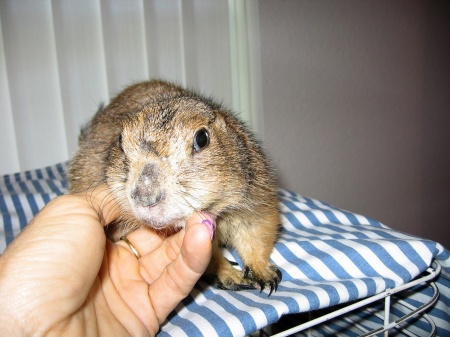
<box><xmin>1</xmin><ymin>162</ymin><xmax>449</xmax><ymax>336</ymax></box>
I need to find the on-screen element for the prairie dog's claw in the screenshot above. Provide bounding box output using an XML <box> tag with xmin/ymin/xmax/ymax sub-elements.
<box><xmin>243</xmin><ymin>264</ymin><xmax>282</xmax><ymax>297</ymax></box>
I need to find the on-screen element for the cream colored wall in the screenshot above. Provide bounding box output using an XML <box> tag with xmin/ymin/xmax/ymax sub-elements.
<box><xmin>258</xmin><ymin>0</ymin><xmax>450</xmax><ymax>249</ymax></box>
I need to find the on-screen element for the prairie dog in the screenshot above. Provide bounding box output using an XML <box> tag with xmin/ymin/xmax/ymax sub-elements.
<box><xmin>68</xmin><ymin>80</ymin><xmax>281</xmax><ymax>293</ymax></box>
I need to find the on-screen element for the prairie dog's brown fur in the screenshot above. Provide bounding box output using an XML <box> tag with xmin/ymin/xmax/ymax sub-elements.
<box><xmin>68</xmin><ymin>80</ymin><xmax>281</xmax><ymax>293</ymax></box>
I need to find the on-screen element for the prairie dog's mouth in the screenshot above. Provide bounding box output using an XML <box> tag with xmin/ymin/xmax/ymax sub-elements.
<box><xmin>132</xmin><ymin>201</ymin><xmax>188</xmax><ymax>230</ymax></box>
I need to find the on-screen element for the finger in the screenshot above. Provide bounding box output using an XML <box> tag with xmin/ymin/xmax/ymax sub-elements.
<box><xmin>118</xmin><ymin>226</ymin><xmax>165</xmax><ymax>257</ymax></box>
<box><xmin>115</xmin><ymin>227</ymin><xmax>168</xmax><ymax>284</ymax></box>
<box><xmin>186</xmin><ymin>211</ymin><xmax>216</xmax><ymax>240</ymax></box>
<box><xmin>123</xmin><ymin>213</ymin><xmax>215</xmax><ymax>283</ymax></box>
<box><xmin>103</xmin><ymin>240</ymin><xmax>158</xmax><ymax>336</ymax></box>
<box><xmin>147</xmin><ymin>217</ymin><xmax>213</xmax><ymax>324</ymax></box>
<box><xmin>73</xmin><ymin>184</ymin><xmax>121</xmax><ymax>226</ymax></box>
<box><xmin>122</xmin><ymin>212</ymin><xmax>213</xmax><ymax>257</ymax></box>
<box><xmin>114</xmin><ymin>226</ymin><xmax>180</xmax><ymax>285</ymax></box>
<box><xmin>106</xmin><ymin>221</ymin><xmax>212</xmax><ymax>335</ymax></box>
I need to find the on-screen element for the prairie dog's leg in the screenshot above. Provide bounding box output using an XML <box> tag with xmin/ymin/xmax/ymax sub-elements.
<box><xmin>207</xmin><ymin>209</ymin><xmax>282</xmax><ymax>294</ymax></box>
<box><xmin>205</xmin><ymin>241</ymin><xmax>254</xmax><ymax>290</ymax></box>
<box><xmin>232</xmin><ymin>210</ymin><xmax>282</xmax><ymax>294</ymax></box>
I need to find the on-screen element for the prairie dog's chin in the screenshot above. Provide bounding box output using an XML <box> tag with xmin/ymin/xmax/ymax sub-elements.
<box><xmin>133</xmin><ymin>203</ymin><xmax>188</xmax><ymax>230</ymax></box>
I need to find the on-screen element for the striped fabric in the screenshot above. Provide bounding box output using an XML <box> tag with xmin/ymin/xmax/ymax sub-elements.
<box><xmin>1</xmin><ymin>163</ymin><xmax>449</xmax><ymax>336</ymax></box>
<box><xmin>0</xmin><ymin>162</ymin><xmax>67</xmax><ymax>250</ymax></box>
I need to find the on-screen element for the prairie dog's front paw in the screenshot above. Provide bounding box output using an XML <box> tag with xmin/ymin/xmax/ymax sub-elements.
<box><xmin>243</xmin><ymin>263</ymin><xmax>282</xmax><ymax>296</ymax></box>
<box><xmin>212</xmin><ymin>261</ymin><xmax>255</xmax><ymax>291</ymax></box>
<box><xmin>211</xmin><ymin>261</ymin><xmax>282</xmax><ymax>296</ymax></box>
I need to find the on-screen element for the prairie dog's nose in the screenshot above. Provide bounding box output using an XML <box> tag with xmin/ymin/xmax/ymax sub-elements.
<box><xmin>131</xmin><ymin>163</ymin><xmax>163</xmax><ymax>207</ymax></box>
<box><xmin>139</xmin><ymin>163</ymin><xmax>158</xmax><ymax>185</ymax></box>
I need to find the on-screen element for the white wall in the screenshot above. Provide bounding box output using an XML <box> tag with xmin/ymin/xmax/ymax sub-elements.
<box><xmin>0</xmin><ymin>0</ymin><xmax>248</xmax><ymax>175</ymax></box>
<box><xmin>258</xmin><ymin>0</ymin><xmax>450</xmax><ymax>249</ymax></box>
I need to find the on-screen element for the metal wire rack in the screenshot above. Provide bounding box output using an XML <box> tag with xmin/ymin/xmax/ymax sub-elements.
<box><xmin>264</xmin><ymin>262</ymin><xmax>441</xmax><ymax>337</ymax></box>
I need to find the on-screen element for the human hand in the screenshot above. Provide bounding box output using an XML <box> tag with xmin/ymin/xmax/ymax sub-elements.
<box><xmin>0</xmin><ymin>186</ymin><xmax>214</xmax><ymax>336</ymax></box>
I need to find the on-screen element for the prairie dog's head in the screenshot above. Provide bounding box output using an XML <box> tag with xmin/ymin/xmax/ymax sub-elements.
<box><xmin>106</xmin><ymin>97</ymin><xmax>248</xmax><ymax>230</ymax></box>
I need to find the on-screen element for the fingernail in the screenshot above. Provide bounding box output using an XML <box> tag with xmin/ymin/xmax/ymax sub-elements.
<box><xmin>201</xmin><ymin>213</ymin><xmax>216</xmax><ymax>241</ymax></box>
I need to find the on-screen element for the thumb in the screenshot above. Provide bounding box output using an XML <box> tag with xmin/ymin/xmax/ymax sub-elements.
<box><xmin>148</xmin><ymin>212</ymin><xmax>214</xmax><ymax>324</ymax></box>
<box><xmin>183</xmin><ymin>212</ymin><xmax>216</xmax><ymax>273</ymax></box>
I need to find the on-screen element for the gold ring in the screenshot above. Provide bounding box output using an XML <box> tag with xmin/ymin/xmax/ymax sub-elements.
<box><xmin>120</xmin><ymin>236</ymin><xmax>141</xmax><ymax>259</ymax></box>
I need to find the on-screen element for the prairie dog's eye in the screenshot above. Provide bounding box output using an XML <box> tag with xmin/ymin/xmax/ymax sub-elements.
<box><xmin>193</xmin><ymin>128</ymin><xmax>210</xmax><ymax>152</ymax></box>
<box><xmin>118</xmin><ymin>133</ymin><xmax>123</xmax><ymax>149</ymax></box>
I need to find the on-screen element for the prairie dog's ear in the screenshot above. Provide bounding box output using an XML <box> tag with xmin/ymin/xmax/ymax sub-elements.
<box><xmin>214</xmin><ymin>112</ymin><xmax>228</xmax><ymax>130</ymax></box>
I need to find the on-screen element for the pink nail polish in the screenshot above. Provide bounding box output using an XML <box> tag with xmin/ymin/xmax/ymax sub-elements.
<box><xmin>201</xmin><ymin>218</ymin><xmax>216</xmax><ymax>241</ymax></box>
